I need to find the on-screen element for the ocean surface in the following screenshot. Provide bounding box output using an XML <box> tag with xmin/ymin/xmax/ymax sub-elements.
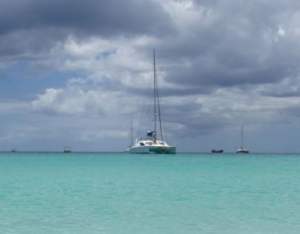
<box><xmin>0</xmin><ymin>153</ymin><xmax>300</xmax><ymax>234</ymax></box>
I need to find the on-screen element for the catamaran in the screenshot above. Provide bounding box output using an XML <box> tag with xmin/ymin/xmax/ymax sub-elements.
<box><xmin>236</xmin><ymin>125</ymin><xmax>249</xmax><ymax>154</ymax></box>
<box><xmin>128</xmin><ymin>50</ymin><xmax>176</xmax><ymax>154</ymax></box>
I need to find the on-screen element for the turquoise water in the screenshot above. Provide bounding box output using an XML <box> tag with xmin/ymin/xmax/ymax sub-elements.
<box><xmin>0</xmin><ymin>153</ymin><xmax>300</xmax><ymax>234</ymax></box>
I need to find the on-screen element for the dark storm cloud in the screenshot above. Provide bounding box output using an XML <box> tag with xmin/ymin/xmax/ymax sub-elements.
<box><xmin>0</xmin><ymin>0</ymin><xmax>174</xmax><ymax>57</ymax></box>
<box><xmin>167</xmin><ymin>57</ymin><xmax>291</xmax><ymax>88</ymax></box>
<box><xmin>0</xmin><ymin>28</ymin><xmax>67</xmax><ymax>59</ymax></box>
<box><xmin>152</xmin><ymin>0</ymin><xmax>300</xmax><ymax>91</ymax></box>
<box><xmin>0</xmin><ymin>0</ymin><xmax>173</xmax><ymax>36</ymax></box>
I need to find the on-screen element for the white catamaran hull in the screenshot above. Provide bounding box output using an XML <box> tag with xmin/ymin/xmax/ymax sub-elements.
<box><xmin>236</xmin><ymin>148</ymin><xmax>249</xmax><ymax>154</ymax></box>
<box><xmin>129</xmin><ymin>145</ymin><xmax>176</xmax><ymax>154</ymax></box>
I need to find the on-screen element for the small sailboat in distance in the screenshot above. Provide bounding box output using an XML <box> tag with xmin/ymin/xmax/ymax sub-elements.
<box><xmin>128</xmin><ymin>50</ymin><xmax>176</xmax><ymax>154</ymax></box>
<box><xmin>236</xmin><ymin>125</ymin><xmax>249</xmax><ymax>154</ymax></box>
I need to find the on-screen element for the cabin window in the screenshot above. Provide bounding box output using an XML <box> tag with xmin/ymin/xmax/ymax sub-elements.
<box><xmin>140</xmin><ymin>142</ymin><xmax>145</xmax><ymax>146</ymax></box>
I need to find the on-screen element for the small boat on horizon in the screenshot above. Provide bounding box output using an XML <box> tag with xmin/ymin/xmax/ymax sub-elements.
<box><xmin>211</xmin><ymin>149</ymin><xmax>224</xmax><ymax>154</ymax></box>
<box><xmin>236</xmin><ymin>125</ymin><xmax>249</xmax><ymax>154</ymax></box>
<box><xmin>128</xmin><ymin>50</ymin><xmax>176</xmax><ymax>154</ymax></box>
<box><xmin>63</xmin><ymin>146</ymin><xmax>72</xmax><ymax>153</ymax></box>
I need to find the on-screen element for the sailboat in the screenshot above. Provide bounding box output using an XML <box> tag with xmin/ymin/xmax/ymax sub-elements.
<box><xmin>236</xmin><ymin>125</ymin><xmax>249</xmax><ymax>154</ymax></box>
<box><xmin>128</xmin><ymin>50</ymin><xmax>176</xmax><ymax>154</ymax></box>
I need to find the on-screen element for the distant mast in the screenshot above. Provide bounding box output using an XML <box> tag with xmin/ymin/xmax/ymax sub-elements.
<box><xmin>130</xmin><ymin>119</ymin><xmax>134</xmax><ymax>147</ymax></box>
<box><xmin>236</xmin><ymin>124</ymin><xmax>249</xmax><ymax>154</ymax></box>
<box><xmin>241</xmin><ymin>125</ymin><xmax>244</xmax><ymax>149</ymax></box>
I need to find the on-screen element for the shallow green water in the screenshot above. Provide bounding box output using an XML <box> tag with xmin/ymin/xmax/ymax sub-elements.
<box><xmin>0</xmin><ymin>153</ymin><xmax>300</xmax><ymax>234</ymax></box>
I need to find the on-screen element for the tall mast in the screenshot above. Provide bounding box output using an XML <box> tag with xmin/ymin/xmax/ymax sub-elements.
<box><xmin>241</xmin><ymin>125</ymin><xmax>244</xmax><ymax>148</ymax></box>
<box><xmin>130</xmin><ymin>119</ymin><xmax>134</xmax><ymax>146</ymax></box>
<box><xmin>153</xmin><ymin>49</ymin><xmax>157</xmax><ymax>141</ymax></box>
<box><xmin>153</xmin><ymin>49</ymin><xmax>164</xmax><ymax>141</ymax></box>
<box><xmin>156</xmin><ymin>64</ymin><xmax>164</xmax><ymax>141</ymax></box>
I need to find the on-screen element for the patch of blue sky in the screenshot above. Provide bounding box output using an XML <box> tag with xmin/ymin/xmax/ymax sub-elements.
<box><xmin>0</xmin><ymin>61</ymin><xmax>83</xmax><ymax>100</ymax></box>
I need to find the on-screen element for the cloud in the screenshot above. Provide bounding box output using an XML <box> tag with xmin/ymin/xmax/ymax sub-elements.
<box><xmin>3</xmin><ymin>0</ymin><xmax>300</xmax><ymax>151</ymax></box>
<box><xmin>32</xmin><ymin>85</ymin><xmax>135</xmax><ymax>116</ymax></box>
<box><xmin>259</xmin><ymin>76</ymin><xmax>300</xmax><ymax>97</ymax></box>
<box><xmin>0</xmin><ymin>0</ymin><xmax>174</xmax><ymax>36</ymax></box>
<box><xmin>0</xmin><ymin>0</ymin><xmax>174</xmax><ymax>59</ymax></box>
<box><xmin>153</xmin><ymin>0</ymin><xmax>300</xmax><ymax>91</ymax></box>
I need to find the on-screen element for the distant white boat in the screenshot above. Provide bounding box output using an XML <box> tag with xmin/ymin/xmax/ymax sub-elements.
<box><xmin>128</xmin><ymin>50</ymin><xmax>176</xmax><ymax>154</ymax></box>
<box><xmin>236</xmin><ymin>125</ymin><xmax>249</xmax><ymax>154</ymax></box>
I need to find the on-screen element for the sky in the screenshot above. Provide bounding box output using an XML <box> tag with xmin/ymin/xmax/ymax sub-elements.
<box><xmin>1</xmin><ymin>0</ymin><xmax>300</xmax><ymax>152</ymax></box>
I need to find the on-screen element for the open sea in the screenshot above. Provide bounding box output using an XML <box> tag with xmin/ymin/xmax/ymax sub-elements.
<box><xmin>0</xmin><ymin>152</ymin><xmax>300</xmax><ymax>234</ymax></box>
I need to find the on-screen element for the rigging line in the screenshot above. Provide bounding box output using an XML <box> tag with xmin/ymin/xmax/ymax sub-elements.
<box><xmin>153</xmin><ymin>49</ymin><xmax>164</xmax><ymax>141</ymax></box>
<box><xmin>153</xmin><ymin>49</ymin><xmax>157</xmax><ymax>141</ymax></box>
<box><xmin>156</xmin><ymin>65</ymin><xmax>164</xmax><ymax>141</ymax></box>
<box><xmin>241</xmin><ymin>124</ymin><xmax>244</xmax><ymax>148</ymax></box>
